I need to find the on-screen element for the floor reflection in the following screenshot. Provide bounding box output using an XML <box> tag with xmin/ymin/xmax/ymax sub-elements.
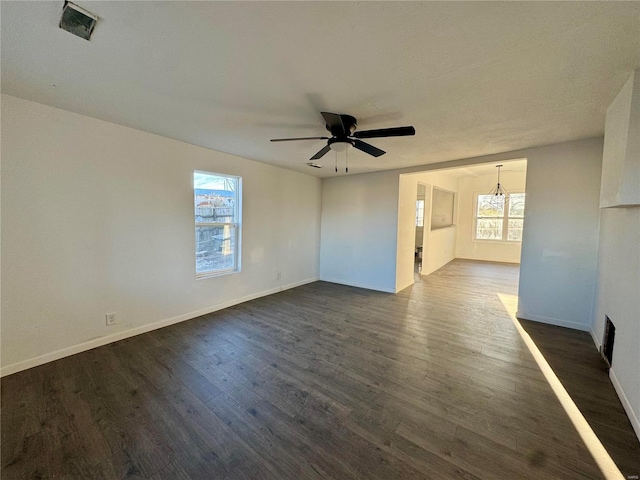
<box><xmin>519</xmin><ymin>318</ymin><xmax>640</xmax><ymax>478</ymax></box>
<box><xmin>498</xmin><ymin>292</ymin><xmax>639</xmax><ymax>479</ymax></box>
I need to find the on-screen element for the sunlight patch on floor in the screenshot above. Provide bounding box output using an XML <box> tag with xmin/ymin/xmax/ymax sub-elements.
<box><xmin>498</xmin><ymin>293</ymin><xmax>624</xmax><ymax>480</ymax></box>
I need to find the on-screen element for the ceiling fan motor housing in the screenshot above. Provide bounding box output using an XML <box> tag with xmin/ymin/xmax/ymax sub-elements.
<box><xmin>270</xmin><ymin>111</ymin><xmax>415</xmax><ymax>164</ymax></box>
<box><xmin>326</xmin><ymin>114</ymin><xmax>357</xmax><ymax>136</ymax></box>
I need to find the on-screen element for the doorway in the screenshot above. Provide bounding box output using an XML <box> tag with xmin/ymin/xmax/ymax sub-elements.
<box><xmin>396</xmin><ymin>159</ymin><xmax>528</xmax><ymax>290</ymax></box>
<box><xmin>415</xmin><ymin>183</ymin><xmax>426</xmax><ymax>273</ymax></box>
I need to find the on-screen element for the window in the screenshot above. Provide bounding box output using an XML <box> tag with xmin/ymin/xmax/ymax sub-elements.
<box><xmin>475</xmin><ymin>193</ymin><xmax>525</xmax><ymax>242</ymax></box>
<box><xmin>431</xmin><ymin>187</ymin><xmax>455</xmax><ymax>230</ymax></box>
<box><xmin>415</xmin><ymin>199</ymin><xmax>424</xmax><ymax>227</ymax></box>
<box><xmin>194</xmin><ymin>171</ymin><xmax>241</xmax><ymax>277</ymax></box>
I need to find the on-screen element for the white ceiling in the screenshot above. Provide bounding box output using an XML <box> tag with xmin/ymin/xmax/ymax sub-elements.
<box><xmin>2</xmin><ymin>2</ymin><xmax>639</xmax><ymax>178</ymax></box>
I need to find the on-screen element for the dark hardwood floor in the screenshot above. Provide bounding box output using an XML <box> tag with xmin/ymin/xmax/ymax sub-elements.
<box><xmin>2</xmin><ymin>259</ymin><xmax>639</xmax><ymax>479</ymax></box>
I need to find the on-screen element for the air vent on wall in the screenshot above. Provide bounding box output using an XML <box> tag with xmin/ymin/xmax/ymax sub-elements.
<box><xmin>59</xmin><ymin>1</ymin><xmax>97</xmax><ymax>41</ymax></box>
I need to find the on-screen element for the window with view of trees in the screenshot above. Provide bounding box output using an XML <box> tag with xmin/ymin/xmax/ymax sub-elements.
<box><xmin>475</xmin><ymin>193</ymin><xmax>525</xmax><ymax>242</ymax></box>
<box><xmin>194</xmin><ymin>171</ymin><xmax>241</xmax><ymax>277</ymax></box>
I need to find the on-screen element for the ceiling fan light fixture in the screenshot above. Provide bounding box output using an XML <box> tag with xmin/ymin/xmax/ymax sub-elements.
<box><xmin>329</xmin><ymin>139</ymin><xmax>353</xmax><ymax>152</ymax></box>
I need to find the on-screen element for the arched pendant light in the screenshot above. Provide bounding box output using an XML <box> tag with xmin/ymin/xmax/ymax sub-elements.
<box><xmin>488</xmin><ymin>164</ymin><xmax>510</xmax><ymax>208</ymax></box>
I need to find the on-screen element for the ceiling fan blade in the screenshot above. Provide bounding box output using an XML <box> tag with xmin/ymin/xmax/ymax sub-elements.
<box><xmin>270</xmin><ymin>136</ymin><xmax>329</xmax><ymax>142</ymax></box>
<box><xmin>310</xmin><ymin>144</ymin><xmax>332</xmax><ymax>160</ymax></box>
<box><xmin>353</xmin><ymin>126</ymin><xmax>415</xmax><ymax>139</ymax></box>
<box><xmin>354</xmin><ymin>139</ymin><xmax>385</xmax><ymax>157</ymax></box>
<box><xmin>321</xmin><ymin>112</ymin><xmax>347</xmax><ymax>136</ymax></box>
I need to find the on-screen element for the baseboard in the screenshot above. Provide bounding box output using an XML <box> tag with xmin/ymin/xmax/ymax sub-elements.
<box><xmin>319</xmin><ymin>277</ymin><xmax>396</xmax><ymax>293</ymax></box>
<box><xmin>589</xmin><ymin>327</ymin><xmax>601</xmax><ymax>351</ymax></box>
<box><xmin>0</xmin><ymin>277</ymin><xmax>319</xmax><ymax>377</ymax></box>
<box><xmin>515</xmin><ymin>311</ymin><xmax>590</xmax><ymax>332</ymax></box>
<box><xmin>609</xmin><ymin>368</ymin><xmax>640</xmax><ymax>442</ymax></box>
<box><xmin>454</xmin><ymin>255</ymin><xmax>520</xmax><ymax>265</ymax></box>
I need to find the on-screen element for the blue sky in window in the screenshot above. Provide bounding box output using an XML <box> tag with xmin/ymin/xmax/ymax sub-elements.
<box><xmin>194</xmin><ymin>172</ymin><xmax>236</xmax><ymax>192</ymax></box>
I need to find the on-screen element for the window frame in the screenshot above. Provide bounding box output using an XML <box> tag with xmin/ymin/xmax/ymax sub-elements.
<box><xmin>473</xmin><ymin>191</ymin><xmax>525</xmax><ymax>243</ymax></box>
<box><xmin>194</xmin><ymin>171</ymin><xmax>242</xmax><ymax>279</ymax></box>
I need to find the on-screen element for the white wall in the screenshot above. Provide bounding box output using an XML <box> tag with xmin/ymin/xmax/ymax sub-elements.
<box><xmin>395</xmin><ymin>171</ymin><xmax>459</xmax><ymax>289</ymax></box>
<box><xmin>319</xmin><ymin>170</ymin><xmax>399</xmax><ymax>293</ymax></box>
<box><xmin>1</xmin><ymin>95</ymin><xmax>321</xmax><ymax>375</ymax></box>
<box><xmin>319</xmin><ymin>138</ymin><xmax>603</xmax><ymax>332</ymax></box>
<box><xmin>592</xmin><ymin>208</ymin><xmax>640</xmax><ymax>439</ymax></box>
<box><xmin>417</xmin><ymin>172</ymin><xmax>459</xmax><ymax>277</ymax></box>
<box><xmin>516</xmin><ymin>139</ymin><xmax>603</xmax><ymax>331</ymax></box>
<box><xmin>422</xmin><ymin>227</ymin><xmax>457</xmax><ymax>277</ymax></box>
<box><xmin>592</xmin><ymin>69</ymin><xmax>640</xmax><ymax>440</ymax></box>
<box><xmin>396</xmin><ymin>174</ymin><xmax>419</xmax><ymax>291</ymax></box>
<box><xmin>456</xmin><ymin>170</ymin><xmax>527</xmax><ymax>264</ymax></box>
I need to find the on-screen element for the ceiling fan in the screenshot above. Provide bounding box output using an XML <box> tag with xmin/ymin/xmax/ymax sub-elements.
<box><xmin>271</xmin><ymin>112</ymin><xmax>415</xmax><ymax>171</ymax></box>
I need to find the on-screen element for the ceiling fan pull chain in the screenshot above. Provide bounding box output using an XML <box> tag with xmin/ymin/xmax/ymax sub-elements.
<box><xmin>335</xmin><ymin>151</ymin><xmax>338</xmax><ymax>172</ymax></box>
<box><xmin>346</xmin><ymin>148</ymin><xmax>349</xmax><ymax>173</ymax></box>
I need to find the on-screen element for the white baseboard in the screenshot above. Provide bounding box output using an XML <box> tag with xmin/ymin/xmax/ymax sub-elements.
<box><xmin>589</xmin><ymin>327</ymin><xmax>601</xmax><ymax>351</ymax></box>
<box><xmin>319</xmin><ymin>277</ymin><xmax>395</xmax><ymax>293</ymax></box>
<box><xmin>0</xmin><ymin>277</ymin><xmax>319</xmax><ymax>377</ymax></box>
<box><xmin>609</xmin><ymin>368</ymin><xmax>640</xmax><ymax>442</ymax></box>
<box><xmin>454</xmin><ymin>255</ymin><xmax>520</xmax><ymax>265</ymax></box>
<box><xmin>515</xmin><ymin>311</ymin><xmax>590</xmax><ymax>332</ymax></box>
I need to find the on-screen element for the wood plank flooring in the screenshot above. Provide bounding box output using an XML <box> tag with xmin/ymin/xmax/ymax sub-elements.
<box><xmin>2</xmin><ymin>259</ymin><xmax>639</xmax><ymax>479</ymax></box>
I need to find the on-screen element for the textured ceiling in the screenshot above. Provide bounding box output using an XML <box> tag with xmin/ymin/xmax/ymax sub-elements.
<box><xmin>2</xmin><ymin>1</ymin><xmax>639</xmax><ymax>177</ymax></box>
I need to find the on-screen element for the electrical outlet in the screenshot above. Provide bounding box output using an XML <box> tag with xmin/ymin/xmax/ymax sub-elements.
<box><xmin>276</xmin><ymin>271</ymin><xmax>281</xmax><ymax>280</ymax></box>
<box><xmin>105</xmin><ymin>313</ymin><xmax>117</xmax><ymax>326</ymax></box>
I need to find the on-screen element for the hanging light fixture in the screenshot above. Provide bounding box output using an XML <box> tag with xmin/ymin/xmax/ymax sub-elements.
<box><xmin>329</xmin><ymin>139</ymin><xmax>353</xmax><ymax>173</ymax></box>
<box><xmin>488</xmin><ymin>164</ymin><xmax>510</xmax><ymax>208</ymax></box>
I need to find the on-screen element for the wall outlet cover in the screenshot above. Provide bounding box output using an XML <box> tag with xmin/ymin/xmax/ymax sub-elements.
<box><xmin>105</xmin><ymin>313</ymin><xmax>117</xmax><ymax>326</ymax></box>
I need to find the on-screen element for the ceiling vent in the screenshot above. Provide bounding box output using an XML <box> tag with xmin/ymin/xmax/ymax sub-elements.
<box><xmin>59</xmin><ymin>1</ymin><xmax>97</xmax><ymax>41</ymax></box>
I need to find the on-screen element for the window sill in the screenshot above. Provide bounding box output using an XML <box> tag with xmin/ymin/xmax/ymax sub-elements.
<box><xmin>196</xmin><ymin>268</ymin><xmax>240</xmax><ymax>280</ymax></box>
<box><xmin>472</xmin><ymin>238</ymin><xmax>522</xmax><ymax>245</ymax></box>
